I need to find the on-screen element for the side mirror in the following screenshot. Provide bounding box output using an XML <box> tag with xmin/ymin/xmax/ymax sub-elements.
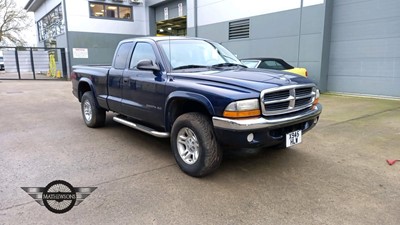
<box><xmin>136</xmin><ymin>59</ymin><xmax>160</xmax><ymax>72</ymax></box>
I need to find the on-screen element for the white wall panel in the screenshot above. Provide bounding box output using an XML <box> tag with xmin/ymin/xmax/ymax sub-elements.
<box><xmin>65</xmin><ymin>1</ymin><xmax>148</xmax><ymax>35</ymax></box>
<box><xmin>186</xmin><ymin>0</ymin><xmax>324</xmax><ymax>28</ymax></box>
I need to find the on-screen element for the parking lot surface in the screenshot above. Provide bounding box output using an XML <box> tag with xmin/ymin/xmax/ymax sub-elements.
<box><xmin>0</xmin><ymin>80</ymin><xmax>399</xmax><ymax>225</ymax></box>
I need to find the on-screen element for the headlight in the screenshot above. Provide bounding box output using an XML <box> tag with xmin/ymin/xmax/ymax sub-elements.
<box><xmin>223</xmin><ymin>99</ymin><xmax>261</xmax><ymax>118</ymax></box>
<box><xmin>313</xmin><ymin>88</ymin><xmax>320</xmax><ymax>106</ymax></box>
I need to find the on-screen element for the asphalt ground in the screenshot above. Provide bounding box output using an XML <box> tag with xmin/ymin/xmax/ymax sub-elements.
<box><xmin>0</xmin><ymin>80</ymin><xmax>399</xmax><ymax>225</ymax></box>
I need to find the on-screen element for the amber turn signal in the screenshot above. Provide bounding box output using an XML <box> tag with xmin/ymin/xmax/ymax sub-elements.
<box><xmin>223</xmin><ymin>109</ymin><xmax>261</xmax><ymax>118</ymax></box>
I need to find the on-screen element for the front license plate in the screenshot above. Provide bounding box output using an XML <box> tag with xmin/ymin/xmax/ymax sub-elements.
<box><xmin>286</xmin><ymin>130</ymin><xmax>302</xmax><ymax>147</ymax></box>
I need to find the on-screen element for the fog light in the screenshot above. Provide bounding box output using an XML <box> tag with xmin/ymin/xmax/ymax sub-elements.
<box><xmin>247</xmin><ymin>133</ymin><xmax>254</xmax><ymax>142</ymax></box>
<box><xmin>314</xmin><ymin>118</ymin><xmax>318</xmax><ymax>124</ymax></box>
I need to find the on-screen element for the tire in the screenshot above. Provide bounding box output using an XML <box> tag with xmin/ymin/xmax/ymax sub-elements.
<box><xmin>171</xmin><ymin>112</ymin><xmax>222</xmax><ymax>177</ymax></box>
<box><xmin>81</xmin><ymin>91</ymin><xmax>106</xmax><ymax>128</ymax></box>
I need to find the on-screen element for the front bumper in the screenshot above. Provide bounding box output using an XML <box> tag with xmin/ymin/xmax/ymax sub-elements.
<box><xmin>212</xmin><ymin>104</ymin><xmax>322</xmax><ymax>148</ymax></box>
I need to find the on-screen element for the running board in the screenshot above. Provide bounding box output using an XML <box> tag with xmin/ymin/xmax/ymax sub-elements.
<box><xmin>113</xmin><ymin>116</ymin><xmax>170</xmax><ymax>138</ymax></box>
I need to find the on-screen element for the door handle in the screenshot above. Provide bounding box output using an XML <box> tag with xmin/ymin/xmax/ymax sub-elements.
<box><xmin>123</xmin><ymin>78</ymin><xmax>129</xmax><ymax>83</ymax></box>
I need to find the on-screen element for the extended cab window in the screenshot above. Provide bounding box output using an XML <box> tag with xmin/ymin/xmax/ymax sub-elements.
<box><xmin>114</xmin><ymin>42</ymin><xmax>133</xmax><ymax>69</ymax></box>
<box><xmin>129</xmin><ymin>43</ymin><xmax>157</xmax><ymax>69</ymax></box>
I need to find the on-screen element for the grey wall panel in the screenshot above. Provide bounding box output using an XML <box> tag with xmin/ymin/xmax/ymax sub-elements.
<box><xmin>318</xmin><ymin>0</ymin><xmax>333</xmax><ymax>92</ymax></box>
<box><xmin>147</xmin><ymin>0</ymin><xmax>167</xmax><ymax>7</ymax></box>
<box><xmin>300</xmin><ymin>4</ymin><xmax>325</xmax><ymax>35</ymax></box>
<box><xmin>333</xmin><ymin>0</ymin><xmax>371</xmax><ymax>5</ymax></box>
<box><xmin>222</xmin><ymin>40</ymin><xmax>252</xmax><ymax>59</ymax></box>
<box><xmin>248</xmin><ymin>36</ymin><xmax>300</xmax><ymax>60</ymax></box>
<box><xmin>222</xmin><ymin>36</ymin><xmax>299</xmax><ymax>61</ymax></box>
<box><xmin>332</xmin><ymin>0</ymin><xmax>400</xmax><ymax>24</ymax></box>
<box><xmin>197</xmin><ymin>23</ymin><xmax>228</xmax><ymax>43</ymax></box>
<box><xmin>250</xmin><ymin>9</ymin><xmax>300</xmax><ymax>39</ymax></box>
<box><xmin>331</xmin><ymin>17</ymin><xmax>400</xmax><ymax>42</ymax></box>
<box><xmin>187</xmin><ymin>27</ymin><xmax>195</xmax><ymax>37</ymax></box>
<box><xmin>298</xmin><ymin>34</ymin><xmax>322</xmax><ymax>85</ymax></box>
<box><xmin>193</xmin><ymin>4</ymin><xmax>328</xmax><ymax>87</ymax></box>
<box><xmin>328</xmin><ymin>0</ymin><xmax>400</xmax><ymax>97</ymax></box>
<box><xmin>329</xmin><ymin>58</ymin><xmax>400</xmax><ymax>78</ymax></box>
<box><xmin>148</xmin><ymin>7</ymin><xmax>157</xmax><ymax>36</ymax></box>
<box><xmin>67</xmin><ymin>32</ymin><xmax>138</xmax><ymax>66</ymax></box>
<box><xmin>299</xmin><ymin>33</ymin><xmax>323</xmax><ymax>62</ymax></box>
<box><xmin>330</xmin><ymin>38</ymin><xmax>400</xmax><ymax>59</ymax></box>
<box><xmin>298</xmin><ymin>61</ymin><xmax>321</xmax><ymax>81</ymax></box>
<box><xmin>328</xmin><ymin>76</ymin><xmax>400</xmax><ymax>97</ymax></box>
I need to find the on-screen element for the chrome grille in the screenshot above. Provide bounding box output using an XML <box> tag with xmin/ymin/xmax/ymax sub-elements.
<box><xmin>267</xmin><ymin>102</ymin><xmax>290</xmax><ymax>111</ymax></box>
<box><xmin>295</xmin><ymin>97</ymin><xmax>312</xmax><ymax>107</ymax></box>
<box><xmin>263</xmin><ymin>90</ymin><xmax>290</xmax><ymax>101</ymax></box>
<box><xmin>296</xmin><ymin>87</ymin><xmax>313</xmax><ymax>97</ymax></box>
<box><xmin>260</xmin><ymin>84</ymin><xmax>316</xmax><ymax>116</ymax></box>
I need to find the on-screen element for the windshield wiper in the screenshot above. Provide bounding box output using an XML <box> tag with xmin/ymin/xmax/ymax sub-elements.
<box><xmin>211</xmin><ymin>63</ymin><xmax>247</xmax><ymax>68</ymax></box>
<box><xmin>173</xmin><ymin>65</ymin><xmax>209</xmax><ymax>70</ymax></box>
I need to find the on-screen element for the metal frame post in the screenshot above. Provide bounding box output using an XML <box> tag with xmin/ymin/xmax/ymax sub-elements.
<box><xmin>15</xmin><ymin>48</ymin><xmax>21</xmax><ymax>80</ymax></box>
<box><xmin>60</xmin><ymin>48</ymin><xmax>67</xmax><ymax>80</ymax></box>
<box><xmin>30</xmin><ymin>48</ymin><xmax>36</xmax><ymax>79</ymax></box>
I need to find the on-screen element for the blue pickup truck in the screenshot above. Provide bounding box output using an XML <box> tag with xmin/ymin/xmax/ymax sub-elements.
<box><xmin>72</xmin><ymin>36</ymin><xmax>322</xmax><ymax>177</ymax></box>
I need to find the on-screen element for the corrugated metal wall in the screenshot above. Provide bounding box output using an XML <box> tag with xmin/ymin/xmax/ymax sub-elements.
<box><xmin>327</xmin><ymin>0</ymin><xmax>400</xmax><ymax>97</ymax></box>
<box><xmin>3</xmin><ymin>50</ymin><xmax>49</xmax><ymax>73</ymax></box>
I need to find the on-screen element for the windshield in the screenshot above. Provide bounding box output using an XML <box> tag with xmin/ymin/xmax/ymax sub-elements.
<box><xmin>158</xmin><ymin>39</ymin><xmax>243</xmax><ymax>69</ymax></box>
<box><xmin>241</xmin><ymin>60</ymin><xmax>259</xmax><ymax>68</ymax></box>
<box><xmin>0</xmin><ymin>57</ymin><xmax>3</xmax><ymax>62</ymax></box>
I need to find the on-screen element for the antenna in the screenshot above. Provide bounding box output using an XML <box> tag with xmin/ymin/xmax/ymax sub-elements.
<box><xmin>168</xmin><ymin>34</ymin><xmax>172</xmax><ymax>73</ymax></box>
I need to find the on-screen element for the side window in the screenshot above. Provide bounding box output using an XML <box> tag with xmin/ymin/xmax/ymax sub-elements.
<box><xmin>129</xmin><ymin>43</ymin><xmax>157</xmax><ymax>69</ymax></box>
<box><xmin>259</xmin><ymin>60</ymin><xmax>285</xmax><ymax>70</ymax></box>
<box><xmin>114</xmin><ymin>42</ymin><xmax>133</xmax><ymax>69</ymax></box>
<box><xmin>272</xmin><ymin>61</ymin><xmax>286</xmax><ymax>70</ymax></box>
<box><xmin>258</xmin><ymin>61</ymin><xmax>273</xmax><ymax>69</ymax></box>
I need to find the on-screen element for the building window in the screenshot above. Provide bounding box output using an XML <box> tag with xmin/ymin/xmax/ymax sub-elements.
<box><xmin>37</xmin><ymin>4</ymin><xmax>65</xmax><ymax>42</ymax></box>
<box><xmin>89</xmin><ymin>2</ymin><xmax>133</xmax><ymax>20</ymax></box>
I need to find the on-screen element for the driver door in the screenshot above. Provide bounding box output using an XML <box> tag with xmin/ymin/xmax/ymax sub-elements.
<box><xmin>120</xmin><ymin>42</ymin><xmax>166</xmax><ymax>128</ymax></box>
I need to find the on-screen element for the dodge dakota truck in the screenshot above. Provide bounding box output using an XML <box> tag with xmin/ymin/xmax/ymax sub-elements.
<box><xmin>71</xmin><ymin>36</ymin><xmax>322</xmax><ymax>177</ymax></box>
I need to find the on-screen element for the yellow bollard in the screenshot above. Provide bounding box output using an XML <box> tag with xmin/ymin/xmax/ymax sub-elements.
<box><xmin>56</xmin><ymin>70</ymin><xmax>61</xmax><ymax>78</ymax></box>
<box><xmin>49</xmin><ymin>54</ymin><xmax>56</xmax><ymax>77</ymax></box>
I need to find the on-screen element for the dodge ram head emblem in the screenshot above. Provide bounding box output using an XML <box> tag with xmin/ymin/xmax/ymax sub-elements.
<box><xmin>21</xmin><ymin>180</ymin><xmax>97</xmax><ymax>214</ymax></box>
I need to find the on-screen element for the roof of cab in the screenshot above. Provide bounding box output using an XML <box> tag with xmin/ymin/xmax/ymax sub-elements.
<box><xmin>120</xmin><ymin>36</ymin><xmax>207</xmax><ymax>43</ymax></box>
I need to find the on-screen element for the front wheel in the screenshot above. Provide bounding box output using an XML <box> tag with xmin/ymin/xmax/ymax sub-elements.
<box><xmin>171</xmin><ymin>112</ymin><xmax>222</xmax><ymax>177</ymax></box>
<box><xmin>81</xmin><ymin>91</ymin><xmax>106</xmax><ymax>128</ymax></box>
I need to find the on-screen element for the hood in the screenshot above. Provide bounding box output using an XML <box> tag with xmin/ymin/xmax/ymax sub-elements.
<box><xmin>169</xmin><ymin>67</ymin><xmax>314</xmax><ymax>93</ymax></box>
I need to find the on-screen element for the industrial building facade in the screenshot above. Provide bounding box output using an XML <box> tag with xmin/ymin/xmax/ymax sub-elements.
<box><xmin>25</xmin><ymin>0</ymin><xmax>400</xmax><ymax>97</ymax></box>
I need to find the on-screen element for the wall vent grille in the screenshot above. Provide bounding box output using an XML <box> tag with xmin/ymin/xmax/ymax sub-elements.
<box><xmin>229</xmin><ymin>19</ymin><xmax>250</xmax><ymax>40</ymax></box>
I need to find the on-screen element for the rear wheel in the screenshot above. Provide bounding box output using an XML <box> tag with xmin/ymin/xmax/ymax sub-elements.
<box><xmin>81</xmin><ymin>91</ymin><xmax>106</xmax><ymax>128</ymax></box>
<box><xmin>171</xmin><ymin>112</ymin><xmax>222</xmax><ymax>177</ymax></box>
